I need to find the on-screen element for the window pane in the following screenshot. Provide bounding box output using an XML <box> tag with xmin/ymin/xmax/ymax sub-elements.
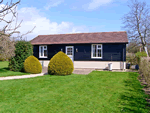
<box><xmin>67</xmin><ymin>48</ymin><xmax>71</xmax><ymax>51</ymax></box>
<box><xmin>67</xmin><ymin>48</ymin><xmax>73</xmax><ymax>55</ymax></box>
<box><xmin>98</xmin><ymin>49</ymin><xmax>101</xmax><ymax>57</ymax></box>
<box><xmin>44</xmin><ymin>50</ymin><xmax>47</xmax><ymax>57</ymax></box>
<box><xmin>93</xmin><ymin>52</ymin><xmax>96</xmax><ymax>57</ymax></box>
<box><xmin>41</xmin><ymin>47</ymin><xmax>43</xmax><ymax>56</ymax></box>
<box><xmin>67</xmin><ymin>52</ymin><xmax>71</xmax><ymax>55</ymax></box>
<box><xmin>94</xmin><ymin>48</ymin><xmax>97</xmax><ymax>57</ymax></box>
<box><xmin>93</xmin><ymin>46</ymin><xmax>96</xmax><ymax>57</ymax></box>
<box><xmin>93</xmin><ymin>45</ymin><xmax>96</xmax><ymax>49</ymax></box>
<box><xmin>98</xmin><ymin>45</ymin><xmax>101</xmax><ymax>48</ymax></box>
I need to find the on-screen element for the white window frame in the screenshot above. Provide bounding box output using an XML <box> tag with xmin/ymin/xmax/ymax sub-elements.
<box><xmin>91</xmin><ymin>44</ymin><xmax>103</xmax><ymax>59</ymax></box>
<box><xmin>66</xmin><ymin>46</ymin><xmax>74</xmax><ymax>62</ymax></box>
<box><xmin>39</xmin><ymin>45</ymin><xmax>47</xmax><ymax>58</ymax></box>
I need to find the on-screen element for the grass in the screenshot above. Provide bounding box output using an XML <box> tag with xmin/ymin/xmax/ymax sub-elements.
<box><xmin>0</xmin><ymin>61</ymin><xmax>29</xmax><ymax>77</ymax></box>
<box><xmin>0</xmin><ymin>71</ymin><xmax>149</xmax><ymax>112</ymax></box>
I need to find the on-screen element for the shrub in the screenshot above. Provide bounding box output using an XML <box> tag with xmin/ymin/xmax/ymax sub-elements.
<box><xmin>139</xmin><ymin>59</ymin><xmax>150</xmax><ymax>86</ymax></box>
<box><xmin>126</xmin><ymin>53</ymin><xmax>136</xmax><ymax>65</ymax></box>
<box><xmin>48</xmin><ymin>51</ymin><xmax>74</xmax><ymax>75</ymax></box>
<box><xmin>9</xmin><ymin>41</ymin><xmax>33</xmax><ymax>72</ymax></box>
<box><xmin>24</xmin><ymin>55</ymin><xmax>42</xmax><ymax>74</ymax></box>
<box><xmin>135</xmin><ymin>51</ymin><xmax>147</xmax><ymax>66</ymax></box>
<box><xmin>0</xmin><ymin>55</ymin><xmax>5</xmax><ymax>61</ymax></box>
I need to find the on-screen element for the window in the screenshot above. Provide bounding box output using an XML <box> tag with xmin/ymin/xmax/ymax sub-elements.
<box><xmin>91</xmin><ymin>44</ymin><xmax>102</xmax><ymax>58</ymax></box>
<box><xmin>67</xmin><ymin>47</ymin><xmax>73</xmax><ymax>55</ymax></box>
<box><xmin>39</xmin><ymin>45</ymin><xmax>47</xmax><ymax>58</ymax></box>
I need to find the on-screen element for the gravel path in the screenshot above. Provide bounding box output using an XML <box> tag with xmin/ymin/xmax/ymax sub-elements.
<box><xmin>0</xmin><ymin>73</ymin><xmax>44</xmax><ymax>80</ymax></box>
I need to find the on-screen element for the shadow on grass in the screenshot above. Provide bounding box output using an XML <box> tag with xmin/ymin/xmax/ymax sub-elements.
<box><xmin>0</xmin><ymin>68</ymin><xmax>10</xmax><ymax>73</ymax></box>
<box><xmin>119</xmin><ymin>72</ymin><xmax>150</xmax><ymax>112</ymax></box>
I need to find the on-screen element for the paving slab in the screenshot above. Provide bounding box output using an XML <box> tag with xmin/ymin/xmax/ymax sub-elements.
<box><xmin>42</xmin><ymin>67</ymin><xmax>95</xmax><ymax>75</ymax></box>
<box><xmin>73</xmin><ymin>68</ymin><xmax>95</xmax><ymax>75</ymax></box>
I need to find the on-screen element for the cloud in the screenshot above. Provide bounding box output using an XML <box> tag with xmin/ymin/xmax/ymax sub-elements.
<box><xmin>71</xmin><ymin>6</ymin><xmax>78</xmax><ymax>10</ymax></box>
<box><xmin>0</xmin><ymin>6</ymin><xmax>89</xmax><ymax>41</ymax></box>
<box><xmin>44</xmin><ymin>0</ymin><xmax>64</xmax><ymax>10</ymax></box>
<box><xmin>83</xmin><ymin>0</ymin><xmax>113</xmax><ymax>11</ymax></box>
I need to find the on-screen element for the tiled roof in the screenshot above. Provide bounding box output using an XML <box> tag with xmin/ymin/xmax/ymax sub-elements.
<box><xmin>31</xmin><ymin>31</ymin><xmax>128</xmax><ymax>45</ymax></box>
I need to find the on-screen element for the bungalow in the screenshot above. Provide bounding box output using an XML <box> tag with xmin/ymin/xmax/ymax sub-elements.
<box><xmin>30</xmin><ymin>31</ymin><xmax>128</xmax><ymax>70</ymax></box>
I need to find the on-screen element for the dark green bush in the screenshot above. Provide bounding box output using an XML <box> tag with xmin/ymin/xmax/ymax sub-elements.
<box><xmin>48</xmin><ymin>51</ymin><xmax>74</xmax><ymax>75</ymax></box>
<box><xmin>24</xmin><ymin>55</ymin><xmax>42</xmax><ymax>74</ymax></box>
<box><xmin>9</xmin><ymin>41</ymin><xmax>33</xmax><ymax>72</ymax></box>
<box><xmin>135</xmin><ymin>52</ymin><xmax>147</xmax><ymax>66</ymax></box>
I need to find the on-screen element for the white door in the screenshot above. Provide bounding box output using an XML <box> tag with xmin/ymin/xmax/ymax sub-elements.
<box><xmin>66</xmin><ymin>46</ymin><xmax>74</xmax><ymax>62</ymax></box>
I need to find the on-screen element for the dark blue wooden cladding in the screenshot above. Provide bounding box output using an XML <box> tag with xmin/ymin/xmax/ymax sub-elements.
<box><xmin>33</xmin><ymin>43</ymin><xmax>126</xmax><ymax>61</ymax></box>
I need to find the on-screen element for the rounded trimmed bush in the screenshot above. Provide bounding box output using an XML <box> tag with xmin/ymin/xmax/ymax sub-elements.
<box><xmin>48</xmin><ymin>51</ymin><xmax>74</xmax><ymax>75</ymax></box>
<box><xmin>24</xmin><ymin>55</ymin><xmax>42</xmax><ymax>74</ymax></box>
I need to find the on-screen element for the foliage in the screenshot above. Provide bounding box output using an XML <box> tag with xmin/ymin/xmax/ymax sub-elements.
<box><xmin>139</xmin><ymin>59</ymin><xmax>150</xmax><ymax>87</ymax></box>
<box><xmin>126</xmin><ymin>53</ymin><xmax>137</xmax><ymax>65</ymax></box>
<box><xmin>0</xmin><ymin>61</ymin><xmax>28</xmax><ymax>77</ymax></box>
<box><xmin>126</xmin><ymin>52</ymin><xmax>147</xmax><ymax>66</ymax></box>
<box><xmin>0</xmin><ymin>57</ymin><xmax>5</xmax><ymax>61</ymax></box>
<box><xmin>126</xmin><ymin>42</ymin><xmax>141</xmax><ymax>53</ymax></box>
<box><xmin>135</xmin><ymin>52</ymin><xmax>147</xmax><ymax>66</ymax></box>
<box><xmin>24</xmin><ymin>56</ymin><xmax>42</xmax><ymax>74</ymax></box>
<box><xmin>0</xmin><ymin>32</ymin><xmax>15</xmax><ymax>61</ymax></box>
<box><xmin>8</xmin><ymin>41</ymin><xmax>33</xmax><ymax>72</ymax></box>
<box><xmin>48</xmin><ymin>51</ymin><xmax>74</xmax><ymax>75</ymax></box>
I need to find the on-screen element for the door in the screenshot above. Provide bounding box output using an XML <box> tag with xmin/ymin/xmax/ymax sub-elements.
<box><xmin>66</xmin><ymin>46</ymin><xmax>74</xmax><ymax>62</ymax></box>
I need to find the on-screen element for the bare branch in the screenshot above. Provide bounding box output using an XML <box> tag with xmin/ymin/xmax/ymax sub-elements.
<box><xmin>122</xmin><ymin>0</ymin><xmax>150</xmax><ymax>56</ymax></box>
<box><xmin>0</xmin><ymin>0</ymin><xmax>3</xmax><ymax>4</ymax></box>
<box><xmin>19</xmin><ymin>26</ymin><xmax>36</xmax><ymax>39</ymax></box>
<box><xmin>0</xmin><ymin>0</ymin><xmax>20</xmax><ymax>13</ymax></box>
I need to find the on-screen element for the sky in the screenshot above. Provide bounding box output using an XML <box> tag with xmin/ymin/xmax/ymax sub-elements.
<box><xmin>0</xmin><ymin>0</ymin><xmax>150</xmax><ymax>41</ymax></box>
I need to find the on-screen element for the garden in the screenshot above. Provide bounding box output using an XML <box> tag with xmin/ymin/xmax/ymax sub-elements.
<box><xmin>0</xmin><ymin>41</ymin><xmax>149</xmax><ymax>112</ymax></box>
<box><xmin>0</xmin><ymin>71</ymin><xmax>149</xmax><ymax>112</ymax></box>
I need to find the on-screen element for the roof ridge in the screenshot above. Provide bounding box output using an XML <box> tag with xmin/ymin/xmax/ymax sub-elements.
<box><xmin>38</xmin><ymin>31</ymin><xmax>126</xmax><ymax>36</ymax></box>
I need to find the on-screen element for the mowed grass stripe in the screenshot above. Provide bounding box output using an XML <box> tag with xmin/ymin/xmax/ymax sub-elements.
<box><xmin>0</xmin><ymin>71</ymin><xmax>149</xmax><ymax>112</ymax></box>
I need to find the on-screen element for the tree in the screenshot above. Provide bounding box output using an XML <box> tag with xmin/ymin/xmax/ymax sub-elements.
<box><xmin>8</xmin><ymin>41</ymin><xmax>33</xmax><ymax>72</ymax></box>
<box><xmin>126</xmin><ymin>41</ymin><xmax>141</xmax><ymax>53</ymax></box>
<box><xmin>122</xmin><ymin>0</ymin><xmax>150</xmax><ymax>57</ymax></box>
<box><xmin>0</xmin><ymin>31</ymin><xmax>15</xmax><ymax>60</ymax></box>
<box><xmin>0</xmin><ymin>0</ymin><xmax>35</xmax><ymax>60</ymax></box>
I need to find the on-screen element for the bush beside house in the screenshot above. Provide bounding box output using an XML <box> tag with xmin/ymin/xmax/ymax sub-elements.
<box><xmin>135</xmin><ymin>52</ymin><xmax>147</xmax><ymax>66</ymax></box>
<box><xmin>9</xmin><ymin>41</ymin><xmax>33</xmax><ymax>72</ymax></box>
<box><xmin>139</xmin><ymin>58</ymin><xmax>150</xmax><ymax>87</ymax></box>
<box><xmin>126</xmin><ymin>52</ymin><xmax>147</xmax><ymax>69</ymax></box>
<box><xmin>24</xmin><ymin>55</ymin><xmax>42</xmax><ymax>74</ymax></box>
<box><xmin>48</xmin><ymin>51</ymin><xmax>74</xmax><ymax>75</ymax></box>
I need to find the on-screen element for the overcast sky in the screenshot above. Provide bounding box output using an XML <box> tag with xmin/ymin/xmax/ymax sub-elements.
<box><xmin>1</xmin><ymin>0</ymin><xmax>150</xmax><ymax>41</ymax></box>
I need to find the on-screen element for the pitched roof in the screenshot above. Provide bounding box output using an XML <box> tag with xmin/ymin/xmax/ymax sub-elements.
<box><xmin>30</xmin><ymin>31</ymin><xmax>128</xmax><ymax>45</ymax></box>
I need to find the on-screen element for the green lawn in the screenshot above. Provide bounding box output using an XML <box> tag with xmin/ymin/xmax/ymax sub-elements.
<box><xmin>0</xmin><ymin>71</ymin><xmax>149</xmax><ymax>112</ymax></box>
<box><xmin>0</xmin><ymin>61</ymin><xmax>29</xmax><ymax>77</ymax></box>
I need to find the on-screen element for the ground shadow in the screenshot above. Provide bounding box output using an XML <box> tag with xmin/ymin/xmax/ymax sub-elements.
<box><xmin>0</xmin><ymin>68</ymin><xmax>10</xmax><ymax>73</ymax></box>
<box><xmin>119</xmin><ymin>72</ymin><xmax>150</xmax><ymax>112</ymax></box>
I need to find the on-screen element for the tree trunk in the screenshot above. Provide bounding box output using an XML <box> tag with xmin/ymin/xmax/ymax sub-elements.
<box><xmin>141</xmin><ymin>38</ymin><xmax>149</xmax><ymax>57</ymax></box>
<box><xmin>144</xmin><ymin>46</ymin><xmax>149</xmax><ymax>57</ymax></box>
